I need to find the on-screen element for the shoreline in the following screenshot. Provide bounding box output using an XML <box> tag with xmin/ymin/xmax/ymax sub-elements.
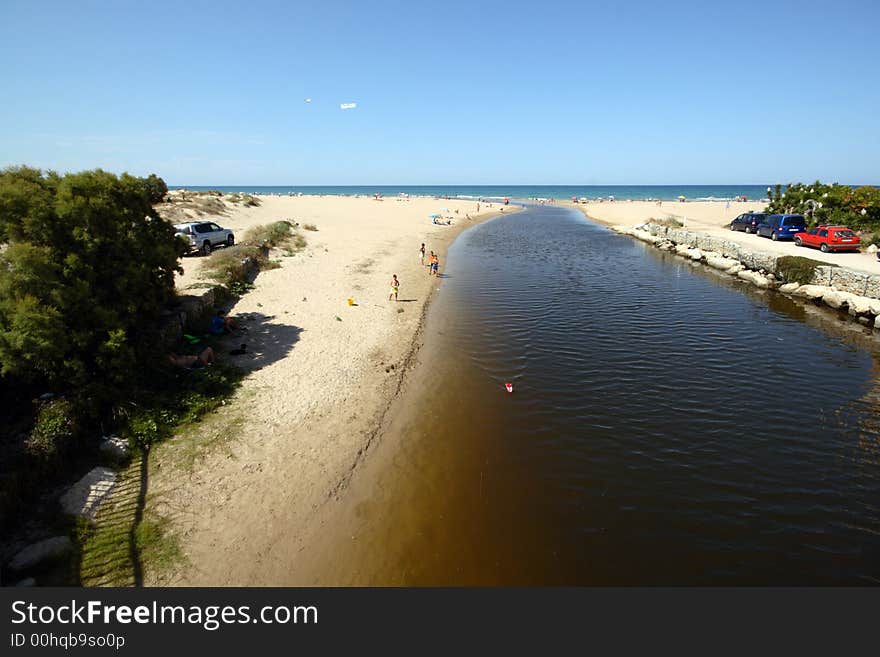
<box><xmin>143</xmin><ymin>195</ymin><xmax>521</xmax><ymax>585</ymax></box>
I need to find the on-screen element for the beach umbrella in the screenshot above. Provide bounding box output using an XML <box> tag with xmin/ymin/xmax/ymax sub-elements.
<box><xmin>678</xmin><ymin>195</ymin><xmax>686</xmax><ymax>199</ymax></box>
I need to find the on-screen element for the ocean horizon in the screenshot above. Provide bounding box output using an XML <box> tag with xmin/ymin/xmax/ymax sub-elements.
<box><xmin>168</xmin><ymin>184</ymin><xmax>780</xmax><ymax>201</ymax></box>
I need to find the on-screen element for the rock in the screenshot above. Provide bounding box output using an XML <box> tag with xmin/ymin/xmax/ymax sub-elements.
<box><xmin>706</xmin><ymin>255</ymin><xmax>737</xmax><ymax>271</ymax></box>
<box><xmin>846</xmin><ymin>294</ymin><xmax>880</xmax><ymax>316</ymax></box>
<box><xmin>821</xmin><ymin>290</ymin><xmax>846</xmax><ymax>310</ymax></box>
<box><xmin>794</xmin><ymin>284</ymin><xmax>829</xmax><ymax>300</ymax></box>
<box><xmin>868</xmin><ymin>244</ymin><xmax>878</xmax><ymax>254</ymax></box>
<box><xmin>737</xmin><ymin>269</ymin><xmax>770</xmax><ymax>288</ymax></box>
<box><xmin>726</xmin><ymin>264</ymin><xmax>744</xmax><ymax>275</ymax></box>
<box><xmin>674</xmin><ymin>244</ymin><xmax>691</xmax><ymax>256</ymax></box>
<box><xmin>99</xmin><ymin>435</ymin><xmax>130</xmax><ymax>461</ymax></box>
<box><xmin>859</xmin><ymin>316</ymin><xmax>871</xmax><ymax>326</ymax></box>
<box><xmin>8</xmin><ymin>536</ymin><xmax>72</xmax><ymax>572</ymax></box>
<box><xmin>779</xmin><ymin>283</ymin><xmax>801</xmax><ymax>294</ymax></box>
<box><xmin>59</xmin><ymin>467</ymin><xmax>117</xmax><ymax>521</ymax></box>
<box><xmin>875</xmin><ymin>315</ymin><xmax>880</xmax><ymax>330</ymax></box>
<box><xmin>686</xmin><ymin>248</ymin><xmax>703</xmax><ymax>261</ymax></box>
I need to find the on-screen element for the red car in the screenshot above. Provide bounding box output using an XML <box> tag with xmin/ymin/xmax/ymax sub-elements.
<box><xmin>793</xmin><ymin>225</ymin><xmax>861</xmax><ymax>253</ymax></box>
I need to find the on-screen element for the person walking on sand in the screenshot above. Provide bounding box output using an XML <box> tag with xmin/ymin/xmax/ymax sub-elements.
<box><xmin>389</xmin><ymin>274</ymin><xmax>400</xmax><ymax>301</ymax></box>
<box><xmin>426</xmin><ymin>251</ymin><xmax>435</xmax><ymax>273</ymax></box>
<box><xmin>430</xmin><ymin>253</ymin><xmax>439</xmax><ymax>277</ymax></box>
<box><xmin>419</xmin><ymin>243</ymin><xmax>426</xmax><ymax>265</ymax></box>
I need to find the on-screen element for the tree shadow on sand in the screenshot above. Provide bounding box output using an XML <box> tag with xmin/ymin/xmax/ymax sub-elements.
<box><xmin>213</xmin><ymin>312</ymin><xmax>304</xmax><ymax>372</ymax></box>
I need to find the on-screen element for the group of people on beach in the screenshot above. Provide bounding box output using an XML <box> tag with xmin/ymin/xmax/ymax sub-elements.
<box><xmin>420</xmin><ymin>242</ymin><xmax>439</xmax><ymax>276</ymax></box>
<box><xmin>390</xmin><ymin>243</ymin><xmax>440</xmax><ymax>302</ymax></box>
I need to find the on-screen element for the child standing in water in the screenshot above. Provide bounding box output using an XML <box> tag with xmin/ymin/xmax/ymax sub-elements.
<box><xmin>430</xmin><ymin>253</ymin><xmax>439</xmax><ymax>276</ymax></box>
<box><xmin>389</xmin><ymin>274</ymin><xmax>400</xmax><ymax>301</ymax></box>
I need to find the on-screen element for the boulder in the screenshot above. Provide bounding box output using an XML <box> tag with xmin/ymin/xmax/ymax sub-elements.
<box><xmin>726</xmin><ymin>264</ymin><xmax>744</xmax><ymax>275</ymax></box>
<box><xmin>793</xmin><ymin>284</ymin><xmax>829</xmax><ymax>300</ymax></box>
<box><xmin>706</xmin><ymin>255</ymin><xmax>738</xmax><ymax>271</ymax></box>
<box><xmin>99</xmin><ymin>435</ymin><xmax>130</xmax><ymax>461</ymax></box>
<box><xmin>8</xmin><ymin>536</ymin><xmax>72</xmax><ymax>572</ymax></box>
<box><xmin>686</xmin><ymin>248</ymin><xmax>703</xmax><ymax>261</ymax></box>
<box><xmin>737</xmin><ymin>269</ymin><xmax>771</xmax><ymax>288</ymax></box>
<box><xmin>674</xmin><ymin>244</ymin><xmax>691</xmax><ymax>256</ymax></box>
<box><xmin>59</xmin><ymin>467</ymin><xmax>117</xmax><ymax>521</ymax></box>
<box><xmin>868</xmin><ymin>244</ymin><xmax>878</xmax><ymax>254</ymax></box>
<box><xmin>779</xmin><ymin>283</ymin><xmax>801</xmax><ymax>294</ymax></box>
<box><xmin>821</xmin><ymin>290</ymin><xmax>847</xmax><ymax>310</ymax></box>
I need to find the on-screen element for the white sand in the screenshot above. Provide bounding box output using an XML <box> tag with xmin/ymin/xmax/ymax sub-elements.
<box><xmin>568</xmin><ymin>200</ymin><xmax>880</xmax><ymax>276</ymax></box>
<box><xmin>146</xmin><ymin>195</ymin><xmax>517</xmax><ymax>585</ymax></box>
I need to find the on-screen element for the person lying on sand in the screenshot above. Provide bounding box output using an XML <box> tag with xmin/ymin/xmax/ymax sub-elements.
<box><xmin>210</xmin><ymin>311</ymin><xmax>240</xmax><ymax>335</ymax></box>
<box><xmin>168</xmin><ymin>347</ymin><xmax>216</xmax><ymax>369</ymax></box>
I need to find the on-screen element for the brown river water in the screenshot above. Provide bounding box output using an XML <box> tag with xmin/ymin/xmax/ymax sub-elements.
<box><xmin>304</xmin><ymin>204</ymin><xmax>880</xmax><ymax>585</ymax></box>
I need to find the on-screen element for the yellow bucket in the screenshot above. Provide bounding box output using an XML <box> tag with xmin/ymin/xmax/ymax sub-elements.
<box><xmin>347</xmin><ymin>297</ymin><xmax>354</xmax><ymax>306</ymax></box>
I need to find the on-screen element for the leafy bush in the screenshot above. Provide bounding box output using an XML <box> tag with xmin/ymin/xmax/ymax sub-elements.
<box><xmin>142</xmin><ymin>174</ymin><xmax>168</xmax><ymax>204</ymax></box>
<box><xmin>201</xmin><ymin>221</ymin><xmax>306</xmax><ymax>287</ymax></box>
<box><xmin>0</xmin><ymin>167</ymin><xmax>185</xmax><ymax>407</ymax></box>
<box><xmin>242</xmin><ymin>220</ymin><xmax>293</xmax><ymax>248</ymax></box>
<box><xmin>121</xmin><ymin>363</ymin><xmax>244</xmax><ymax>451</ymax></box>
<box><xmin>775</xmin><ymin>256</ymin><xmax>836</xmax><ymax>285</ymax></box>
<box><xmin>199</xmin><ymin>245</ymin><xmax>261</xmax><ymax>287</ymax></box>
<box><xmin>225</xmin><ymin>193</ymin><xmax>260</xmax><ymax>207</ymax></box>
<box><xmin>25</xmin><ymin>398</ymin><xmax>79</xmax><ymax>467</ymax></box>
<box><xmin>766</xmin><ymin>181</ymin><xmax>880</xmax><ymax>230</ymax></box>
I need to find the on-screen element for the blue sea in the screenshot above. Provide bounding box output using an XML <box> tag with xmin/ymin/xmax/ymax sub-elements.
<box><xmin>168</xmin><ymin>184</ymin><xmax>773</xmax><ymax>202</ymax></box>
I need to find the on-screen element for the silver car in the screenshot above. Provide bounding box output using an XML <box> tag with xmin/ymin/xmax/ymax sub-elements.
<box><xmin>174</xmin><ymin>221</ymin><xmax>235</xmax><ymax>255</ymax></box>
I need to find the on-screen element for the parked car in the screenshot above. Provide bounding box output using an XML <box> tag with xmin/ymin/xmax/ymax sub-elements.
<box><xmin>729</xmin><ymin>212</ymin><xmax>767</xmax><ymax>233</ymax></box>
<box><xmin>794</xmin><ymin>225</ymin><xmax>861</xmax><ymax>253</ymax></box>
<box><xmin>756</xmin><ymin>214</ymin><xmax>806</xmax><ymax>241</ymax></box>
<box><xmin>174</xmin><ymin>221</ymin><xmax>235</xmax><ymax>255</ymax></box>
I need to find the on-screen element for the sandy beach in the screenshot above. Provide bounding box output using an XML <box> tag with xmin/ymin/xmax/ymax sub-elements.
<box><xmin>567</xmin><ymin>200</ymin><xmax>880</xmax><ymax>276</ymax></box>
<box><xmin>145</xmin><ymin>194</ymin><xmax>518</xmax><ymax>585</ymax></box>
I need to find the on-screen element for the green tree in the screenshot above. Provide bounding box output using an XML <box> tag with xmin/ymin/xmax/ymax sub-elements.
<box><xmin>0</xmin><ymin>167</ymin><xmax>185</xmax><ymax>406</ymax></box>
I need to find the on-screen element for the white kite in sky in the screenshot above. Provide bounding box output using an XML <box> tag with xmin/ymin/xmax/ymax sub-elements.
<box><xmin>340</xmin><ymin>103</ymin><xmax>357</xmax><ymax>110</ymax></box>
<box><xmin>304</xmin><ymin>98</ymin><xmax>312</xmax><ymax>103</ymax></box>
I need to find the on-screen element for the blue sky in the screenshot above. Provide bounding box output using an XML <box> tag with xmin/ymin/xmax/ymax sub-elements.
<box><xmin>1</xmin><ymin>0</ymin><xmax>877</xmax><ymax>185</ymax></box>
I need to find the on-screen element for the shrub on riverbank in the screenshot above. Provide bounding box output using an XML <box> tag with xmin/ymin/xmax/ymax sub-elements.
<box><xmin>776</xmin><ymin>255</ymin><xmax>837</xmax><ymax>285</ymax></box>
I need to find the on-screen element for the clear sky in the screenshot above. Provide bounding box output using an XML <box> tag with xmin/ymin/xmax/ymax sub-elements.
<box><xmin>1</xmin><ymin>0</ymin><xmax>877</xmax><ymax>185</ymax></box>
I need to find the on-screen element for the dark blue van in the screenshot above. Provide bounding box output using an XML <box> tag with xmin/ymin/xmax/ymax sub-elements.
<box><xmin>756</xmin><ymin>214</ymin><xmax>806</xmax><ymax>241</ymax></box>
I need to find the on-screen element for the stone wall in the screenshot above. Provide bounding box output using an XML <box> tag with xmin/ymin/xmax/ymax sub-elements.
<box><xmin>614</xmin><ymin>223</ymin><xmax>880</xmax><ymax>330</ymax></box>
<box><xmin>641</xmin><ymin>224</ymin><xmax>880</xmax><ymax>297</ymax></box>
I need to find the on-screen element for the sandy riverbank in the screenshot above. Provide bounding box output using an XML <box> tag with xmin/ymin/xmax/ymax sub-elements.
<box><xmin>566</xmin><ymin>200</ymin><xmax>880</xmax><ymax>276</ymax></box>
<box><xmin>145</xmin><ymin>195</ymin><xmax>519</xmax><ymax>585</ymax></box>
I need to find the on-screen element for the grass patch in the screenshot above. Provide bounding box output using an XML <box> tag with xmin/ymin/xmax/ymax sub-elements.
<box><xmin>135</xmin><ymin>512</ymin><xmax>183</xmax><ymax>573</ymax></box>
<box><xmin>776</xmin><ymin>255</ymin><xmax>837</xmax><ymax>284</ymax></box>
<box><xmin>225</xmin><ymin>193</ymin><xmax>260</xmax><ymax>207</ymax></box>
<box><xmin>76</xmin><ymin>459</ymin><xmax>185</xmax><ymax>586</ymax></box>
<box><xmin>201</xmin><ymin>221</ymin><xmax>307</xmax><ymax>287</ymax></box>
<box><xmin>119</xmin><ymin>362</ymin><xmax>246</xmax><ymax>453</ymax></box>
<box><xmin>651</xmin><ymin>217</ymin><xmax>684</xmax><ymax>228</ymax></box>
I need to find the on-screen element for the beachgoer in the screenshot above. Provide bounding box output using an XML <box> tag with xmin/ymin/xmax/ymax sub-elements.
<box><xmin>389</xmin><ymin>274</ymin><xmax>400</xmax><ymax>301</ymax></box>
<box><xmin>209</xmin><ymin>310</ymin><xmax>238</xmax><ymax>335</ymax></box>
<box><xmin>419</xmin><ymin>243</ymin><xmax>426</xmax><ymax>265</ymax></box>
<box><xmin>168</xmin><ymin>346</ymin><xmax>216</xmax><ymax>369</ymax></box>
<box><xmin>430</xmin><ymin>254</ymin><xmax>439</xmax><ymax>276</ymax></box>
<box><xmin>426</xmin><ymin>251</ymin><xmax>435</xmax><ymax>273</ymax></box>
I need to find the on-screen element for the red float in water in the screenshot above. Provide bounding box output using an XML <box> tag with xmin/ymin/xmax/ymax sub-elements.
<box><xmin>505</xmin><ymin>382</ymin><xmax>514</xmax><ymax>393</ymax></box>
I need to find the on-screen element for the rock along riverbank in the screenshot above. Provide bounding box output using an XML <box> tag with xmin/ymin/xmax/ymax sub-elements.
<box><xmin>614</xmin><ymin>222</ymin><xmax>880</xmax><ymax>329</ymax></box>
